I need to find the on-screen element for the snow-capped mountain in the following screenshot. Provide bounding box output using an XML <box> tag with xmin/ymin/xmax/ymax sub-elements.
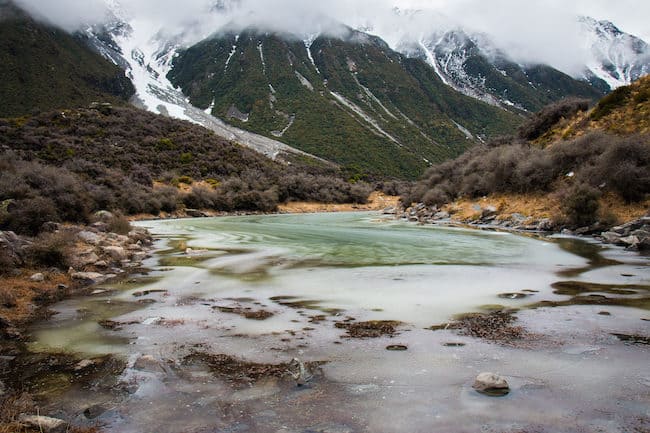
<box><xmin>82</xmin><ymin>0</ymin><xmax>320</xmax><ymax>162</ymax></box>
<box><xmin>397</xmin><ymin>29</ymin><xmax>603</xmax><ymax>112</ymax></box>
<box><xmin>579</xmin><ymin>16</ymin><xmax>650</xmax><ymax>91</ymax></box>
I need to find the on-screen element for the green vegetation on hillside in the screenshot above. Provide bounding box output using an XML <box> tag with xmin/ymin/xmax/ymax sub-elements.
<box><xmin>0</xmin><ymin>1</ymin><xmax>134</xmax><ymax>117</ymax></box>
<box><xmin>0</xmin><ymin>106</ymin><xmax>371</xmax><ymax>236</ymax></box>
<box><xmin>168</xmin><ymin>29</ymin><xmax>522</xmax><ymax>179</ymax></box>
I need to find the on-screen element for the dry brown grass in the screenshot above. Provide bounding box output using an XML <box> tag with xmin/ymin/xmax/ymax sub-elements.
<box><xmin>278</xmin><ymin>191</ymin><xmax>399</xmax><ymax>214</ymax></box>
<box><xmin>0</xmin><ymin>272</ymin><xmax>72</xmax><ymax>324</ymax></box>
<box><xmin>540</xmin><ymin>75</ymin><xmax>650</xmax><ymax>143</ymax></box>
<box><xmin>444</xmin><ymin>194</ymin><xmax>561</xmax><ymax>222</ymax></box>
<box><xmin>443</xmin><ymin>193</ymin><xmax>648</xmax><ymax>226</ymax></box>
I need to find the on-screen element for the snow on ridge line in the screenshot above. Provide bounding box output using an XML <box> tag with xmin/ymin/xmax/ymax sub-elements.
<box><xmin>102</xmin><ymin>20</ymin><xmax>321</xmax><ymax>162</ymax></box>
<box><xmin>419</xmin><ymin>39</ymin><xmax>449</xmax><ymax>86</ymax></box>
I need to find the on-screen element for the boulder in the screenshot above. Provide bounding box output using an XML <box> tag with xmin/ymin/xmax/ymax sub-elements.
<box><xmin>601</xmin><ymin>231</ymin><xmax>623</xmax><ymax>245</ymax></box>
<box><xmin>78</xmin><ymin>230</ymin><xmax>101</xmax><ymax>245</ymax></box>
<box><xmin>75</xmin><ymin>252</ymin><xmax>100</xmax><ymax>268</ymax></box>
<box><xmin>18</xmin><ymin>415</ymin><xmax>67</xmax><ymax>433</ymax></box>
<box><xmin>620</xmin><ymin>235</ymin><xmax>640</xmax><ymax>248</ymax></box>
<box><xmin>472</xmin><ymin>372</ymin><xmax>510</xmax><ymax>396</ymax></box>
<box><xmin>131</xmin><ymin>251</ymin><xmax>147</xmax><ymax>262</ymax></box>
<box><xmin>103</xmin><ymin>246</ymin><xmax>127</xmax><ymax>261</ymax></box>
<box><xmin>71</xmin><ymin>272</ymin><xmax>105</xmax><ymax>284</ymax></box>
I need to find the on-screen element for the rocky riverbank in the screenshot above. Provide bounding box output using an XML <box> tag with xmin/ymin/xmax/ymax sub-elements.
<box><xmin>0</xmin><ymin>213</ymin><xmax>153</xmax><ymax>432</ymax></box>
<box><xmin>399</xmin><ymin>201</ymin><xmax>650</xmax><ymax>252</ymax></box>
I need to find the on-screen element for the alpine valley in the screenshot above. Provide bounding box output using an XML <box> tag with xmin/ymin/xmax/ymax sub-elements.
<box><xmin>2</xmin><ymin>0</ymin><xmax>650</xmax><ymax>178</ymax></box>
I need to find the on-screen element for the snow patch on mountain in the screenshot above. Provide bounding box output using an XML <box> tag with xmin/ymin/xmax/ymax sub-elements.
<box><xmin>579</xmin><ymin>16</ymin><xmax>650</xmax><ymax>89</ymax></box>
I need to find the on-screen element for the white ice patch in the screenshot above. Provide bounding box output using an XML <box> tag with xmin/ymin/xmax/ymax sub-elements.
<box><xmin>204</xmin><ymin>99</ymin><xmax>215</xmax><ymax>115</ymax></box>
<box><xmin>304</xmin><ymin>34</ymin><xmax>321</xmax><ymax>74</ymax></box>
<box><xmin>329</xmin><ymin>92</ymin><xmax>401</xmax><ymax>145</ymax></box>
<box><xmin>419</xmin><ymin>38</ymin><xmax>450</xmax><ymax>86</ymax></box>
<box><xmin>225</xmin><ymin>44</ymin><xmax>237</xmax><ymax>71</ymax></box>
<box><xmin>452</xmin><ymin>120</ymin><xmax>473</xmax><ymax>139</ymax></box>
<box><xmin>353</xmin><ymin>75</ymin><xmax>397</xmax><ymax>120</ymax></box>
<box><xmin>294</xmin><ymin>71</ymin><xmax>314</xmax><ymax>91</ymax></box>
<box><xmin>257</xmin><ymin>42</ymin><xmax>266</xmax><ymax>75</ymax></box>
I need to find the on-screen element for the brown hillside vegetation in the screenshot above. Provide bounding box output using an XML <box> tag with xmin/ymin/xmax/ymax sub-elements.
<box><xmin>0</xmin><ymin>105</ymin><xmax>372</xmax><ymax>236</ymax></box>
<box><xmin>404</xmin><ymin>76</ymin><xmax>650</xmax><ymax>229</ymax></box>
<box><xmin>538</xmin><ymin>75</ymin><xmax>650</xmax><ymax>143</ymax></box>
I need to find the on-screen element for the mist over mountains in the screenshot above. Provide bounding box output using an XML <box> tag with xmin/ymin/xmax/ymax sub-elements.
<box><xmin>12</xmin><ymin>0</ymin><xmax>650</xmax><ymax>82</ymax></box>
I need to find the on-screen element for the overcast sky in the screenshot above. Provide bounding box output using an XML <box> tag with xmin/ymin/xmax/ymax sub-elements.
<box><xmin>13</xmin><ymin>0</ymin><xmax>650</xmax><ymax>75</ymax></box>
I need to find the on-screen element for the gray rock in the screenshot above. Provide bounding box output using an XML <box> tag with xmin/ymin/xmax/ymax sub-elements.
<box><xmin>18</xmin><ymin>415</ymin><xmax>67</xmax><ymax>433</ymax></box>
<box><xmin>382</xmin><ymin>207</ymin><xmax>396</xmax><ymax>215</ymax></box>
<box><xmin>103</xmin><ymin>246</ymin><xmax>127</xmax><ymax>261</ymax></box>
<box><xmin>186</xmin><ymin>208</ymin><xmax>207</xmax><ymax>218</ymax></box>
<box><xmin>601</xmin><ymin>231</ymin><xmax>622</xmax><ymax>244</ymax></box>
<box><xmin>472</xmin><ymin>372</ymin><xmax>510</xmax><ymax>396</ymax></box>
<box><xmin>536</xmin><ymin>218</ymin><xmax>554</xmax><ymax>231</ymax></box>
<box><xmin>620</xmin><ymin>235</ymin><xmax>640</xmax><ymax>247</ymax></box>
<box><xmin>78</xmin><ymin>230</ymin><xmax>100</xmax><ymax>245</ymax></box>
<box><xmin>133</xmin><ymin>355</ymin><xmax>167</xmax><ymax>374</ymax></box>
<box><xmin>74</xmin><ymin>359</ymin><xmax>96</xmax><ymax>371</ymax></box>
<box><xmin>29</xmin><ymin>273</ymin><xmax>45</xmax><ymax>282</ymax></box>
<box><xmin>131</xmin><ymin>251</ymin><xmax>147</xmax><ymax>262</ymax></box>
<box><xmin>434</xmin><ymin>211</ymin><xmax>450</xmax><ymax>219</ymax></box>
<box><xmin>71</xmin><ymin>272</ymin><xmax>105</xmax><ymax>284</ymax></box>
<box><xmin>76</xmin><ymin>252</ymin><xmax>99</xmax><ymax>267</ymax></box>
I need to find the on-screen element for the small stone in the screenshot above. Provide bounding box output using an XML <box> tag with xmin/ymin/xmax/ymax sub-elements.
<box><xmin>29</xmin><ymin>273</ymin><xmax>45</xmax><ymax>282</ymax></box>
<box><xmin>473</xmin><ymin>372</ymin><xmax>510</xmax><ymax>396</ymax></box>
<box><xmin>18</xmin><ymin>415</ymin><xmax>67</xmax><ymax>433</ymax></box>
<box><xmin>386</xmin><ymin>345</ymin><xmax>408</xmax><ymax>351</ymax></box>
<box><xmin>74</xmin><ymin>359</ymin><xmax>95</xmax><ymax>371</ymax></box>
<box><xmin>133</xmin><ymin>355</ymin><xmax>166</xmax><ymax>373</ymax></box>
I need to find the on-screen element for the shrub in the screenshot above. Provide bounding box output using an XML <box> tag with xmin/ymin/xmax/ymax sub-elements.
<box><xmin>106</xmin><ymin>213</ymin><xmax>131</xmax><ymax>235</ymax></box>
<box><xmin>1</xmin><ymin>197</ymin><xmax>59</xmax><ymax>236</ymax></box>
<box><xmin>593</xmin><ymin>136</ymin><xmax>650</xmax><ymax>202</ymax></box>
<box><xmin>560</xmin><ymin>183</ymin><xmax>601</xmax><ymax>228</ymax></box>
<box><xmin>590</xmin><ymin>85</ymin><xmax>633</xmax><ymax>121</ymax></box>
<box><xmin>0</xmin><ymin>287</ymin><xmax>17</xmax><ymax>308</ymax></box>
<box><xmin>25</xmin><ymin>230</ymin><xmax>75</xmax><ymax>269</ymax></box>
<box><xmin>183</xmin><ymin>186</ymin><xmax>219</xmax><ymax>209</ymax></box>
<box><xmin>0</xmin><ymin>247</ymin><xmax>16</xmax><ymax>276</ymax></box>
<box><xmin>519</xmin><ymin>98</ymin><xmax>590</xmax><ymax>140</ymax></box>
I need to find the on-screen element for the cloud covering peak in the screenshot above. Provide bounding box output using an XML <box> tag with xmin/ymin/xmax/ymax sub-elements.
<box><xmin>12</xmin><ymin>0</ymin><xmax>650</xmax><ymax>77</ymax></box>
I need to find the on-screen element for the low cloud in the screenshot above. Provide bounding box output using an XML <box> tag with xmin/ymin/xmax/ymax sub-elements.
<box><xmin>11</xmin><ymin>0</ymin><xmax>650</xmax><ymax>76</ymax></box>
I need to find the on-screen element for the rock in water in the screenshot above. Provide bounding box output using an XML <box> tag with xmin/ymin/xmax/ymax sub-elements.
<box><xmin>472</xmin><ymin>372</ymin><xmax>510</xmax><ymax>396</ymax></box>
<box><xmin>19</xmin><ymin>415</ymin><xmax>67</xmax><ymax>433</ymax></box>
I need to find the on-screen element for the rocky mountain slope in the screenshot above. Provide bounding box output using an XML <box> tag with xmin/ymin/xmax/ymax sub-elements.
<box><xmin>167</xmin><ymin>27</ymin><xmax>522</xmax><ymax>179</ymax></box>
<box><xmin>397</xmin><ymin>30</ymin><xmax>604</xmax><ymax>113</ymax></box>
<box><xmin>579</xmin><ymin>16</ymin><xmax>650</xmax><ymax>92</ymax></box>
<box><xmin>0</xmin><ymin>0</ymin><xmax>134</xmax><ymax>117</ymax></box>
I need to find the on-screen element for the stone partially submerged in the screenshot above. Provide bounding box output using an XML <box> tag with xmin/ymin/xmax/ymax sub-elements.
<box><xmin>472</xmin><ymin>372</ymin><xmax>510</xmax><ymax>396</ymax></box>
